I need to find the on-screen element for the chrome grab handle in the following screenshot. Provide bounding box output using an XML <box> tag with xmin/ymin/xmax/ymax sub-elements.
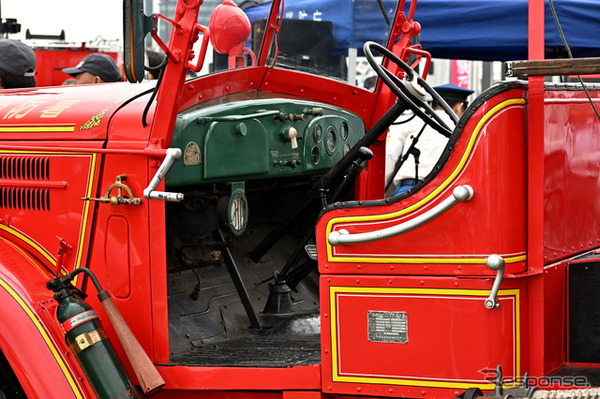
<box><xmin>328</xmin><ymin>185</ymin><xmax>474</xmax><ymax>246</ymax></box>
<box><xmin>144</xmin><ymin>148</ymin><xmax>184</xmax><ymax>202</ymax></box>
<box><xmin>484</xmin><ymin>254</ymin><xmax>505</xmax><ymax>309</ymax></box>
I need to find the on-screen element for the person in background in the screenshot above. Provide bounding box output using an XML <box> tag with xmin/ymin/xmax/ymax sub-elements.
<box><xmin>146</xmin><ymin>50</ymin><xmax>166</xmax><ymax>80</ymax></box>
<box><xmin>0</xmin><ymin>39</ymin><xmax>36</xmax><ymax>89</ymax></box>
<box><xmin>434</xmin><ymin>83</ymin><xmax>473</xmax><ymax>117</ymax></box>
<box><xmin>62</xmin><ymin>53</ymin><xmax>123</xmax><ymax>84</ymax></box>
<box><xmin>386</xmin><ymin>83</ymin><xmax>474</xmax><ymax>196</ymax></box>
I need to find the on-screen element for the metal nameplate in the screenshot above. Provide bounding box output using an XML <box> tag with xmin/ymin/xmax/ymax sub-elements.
<box><xmin>184</xmin><ymin>141</ymin><xmax>201</xmax><ymax>166</ymax></box>
<box><xmin>368</xmin><ymin>311</ymin><xmax>408</xmax><ymax>343</ymax></box>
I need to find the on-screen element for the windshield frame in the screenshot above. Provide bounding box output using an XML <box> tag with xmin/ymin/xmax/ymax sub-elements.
<box><xmin>246</xmin><ymin>0</ymin><xmax>399</xmax><ymax>88</ymax></box>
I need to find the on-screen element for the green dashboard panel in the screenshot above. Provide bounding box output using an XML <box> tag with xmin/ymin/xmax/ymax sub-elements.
<box><xmin>166</xmin><ymin>98</ymin><xmax>365</xmax><ymax>186</ymax></box>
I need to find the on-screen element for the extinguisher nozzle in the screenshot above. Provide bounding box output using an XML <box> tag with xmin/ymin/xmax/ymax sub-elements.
<box><xmin>97</xmin><ymin>290</ymin><xmax>111</xmax><ymax>302</ymax></box>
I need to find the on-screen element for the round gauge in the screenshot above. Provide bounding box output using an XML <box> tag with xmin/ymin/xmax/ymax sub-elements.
<box><xmin>340</xmin><ymin>122</ymin><xmax>349</xmax><ymax>140</ymax></box>
<box><xmin>326</xmin><ymin>127</ymin><xmax>336</xmax><ymax>153</ymax></box>
<box><xmin>343</xmin><ymin>143</ymin><xmax>351</xmax><ymax>155</ymax></box>
<box><xmin>311</xmin><ymin>146</ymin><xmax>320</xmax><ymax>164</ymax></box>
<box><xmin>229</xmin><ymin>194</ymin><xmax>248</xmax><ymax>235</ymax></box>
<box><xmin>313</xmin><ymin>124</ymin><xmax>322</xmax><ymax>142</ymax></box>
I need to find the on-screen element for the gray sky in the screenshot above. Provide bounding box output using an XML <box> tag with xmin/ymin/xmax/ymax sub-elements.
<box><xmin>2</xmin><ymin>0</ymin><xmax>123</xmax><ymax>48</ymax></box>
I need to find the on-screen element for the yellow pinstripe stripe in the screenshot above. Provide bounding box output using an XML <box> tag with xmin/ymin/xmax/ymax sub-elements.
<box><xmin>0</xmin><ymin>126</ymin><xmax>75</xmax><ymax>133</ymax></box>
<box><xmin>329</xmin><ymin>286</ymin><xmax>521</xmax><ymax>389</ymax></box>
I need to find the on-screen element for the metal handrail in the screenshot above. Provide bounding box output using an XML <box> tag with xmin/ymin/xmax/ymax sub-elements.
<box><xmin>328</xmin><ymin>185</ymin><xmax>474</xmax><ymax>246</ymax></box>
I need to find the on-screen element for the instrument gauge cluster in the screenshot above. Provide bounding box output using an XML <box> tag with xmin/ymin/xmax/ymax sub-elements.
<box><xmin>305</xmin><ymin>115</ymin><xmax>363</xmax><ymax>171</ymax></box>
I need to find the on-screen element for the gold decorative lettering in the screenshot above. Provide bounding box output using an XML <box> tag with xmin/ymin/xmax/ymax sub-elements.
<box><xmin>40</xmin><ymin>100</ymin><xmax>81</xmax><ymax>118</ymax></box>
<box><xmin>3</xmin><ymin>101</ymin><xmax>45</xmax><ymax>119</ymax></box>
<box><xmin>0</xmin><ymin>102</ymin><xmax>12</xmax><ymax>113</ymax></box>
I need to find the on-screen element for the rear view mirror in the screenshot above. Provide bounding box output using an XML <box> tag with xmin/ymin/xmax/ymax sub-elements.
<box><xmin>123</xmin><ymin>0</ymin><xmax>155</xmax><ymax>82</ymax></box>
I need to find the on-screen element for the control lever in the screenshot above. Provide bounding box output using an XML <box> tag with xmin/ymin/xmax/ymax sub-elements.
<box><xmin>144</xmin><ymin>148</ymin><xmax>184</xmax><ymax>202</ymax></box>
<box><xmin>328</xmin><ymin>146</ymin><xmax>373</xmax><ymax>207</ymax></box>
<box><xmin>355</xmin><ymin>146</ymin><xmax>375</xmax><ymax>164</ymax></box>
<box><xmin>82</xmin><ymin>175</ymin><xmax>142</xmax><ymax>206</ymax></box>
<box><xmin>279</xmin><ymin>126</ymin><xmax>302</xmax><ymax>149</ymax></box>
<box><xmin>265</xmin><ymin>146</ymin><xmax>373</xmax><ymax>290</ymax></box>
<box><xmin>284</xmin><ymin>126</ymin><xmax>299</xmax><ymax>149</ymax></box>
<box><xmin>484</xmin><ymin>254</ymin><xmax>505</xmax><ymax>309</ymax></box>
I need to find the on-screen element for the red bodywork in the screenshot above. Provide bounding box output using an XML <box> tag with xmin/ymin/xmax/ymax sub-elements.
<box><xmin>0</xmin><ymin>0</ymin><xmax>598</xmax><ymax>398</ymax></box>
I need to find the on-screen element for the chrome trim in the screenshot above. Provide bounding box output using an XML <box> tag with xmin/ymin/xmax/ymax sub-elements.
<box><xmin>484</xmin><ymin>254</ymin><xmax>505</xmax><ymax>309</ymax></box>
<box><xmin>328</xmin><ymin>185</ymin><xmax>474</xmax><ymax>246</ymax></box>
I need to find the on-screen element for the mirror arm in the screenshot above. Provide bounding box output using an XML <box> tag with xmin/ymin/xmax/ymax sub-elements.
<box><xmin>150</xmin><ymin>31</ymin><xmax>171</xmax><ymax>61</ymax></box>
<box><xmin>148</xmin><ymin>13</ymin><xmax>209</xmax><ymax>72</ymax></box>
<box><xmin>150</xmin><ymin>13</ymin><xmax>181</xmax><ymax>62</ymax></box>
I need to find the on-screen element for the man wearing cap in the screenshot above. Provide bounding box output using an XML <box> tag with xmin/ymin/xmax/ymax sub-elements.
<box><xmin>386</xmin><ymin>83</ymin><xmax>474</xmax><ymax>196</ymax></box>
<box><xmin>433</xmin><ymin>83</ymin><xmax>474</xmax><ymax>118</ymax></box>
<box><xmin>63</xmin><ymin>53</ymin><xmax>123</xmax><ymax>84</ymax></box>
<box><xmin>0</xmin><ymin>39</ymin><xmax>36</xmax><ymax>89</ymax></box>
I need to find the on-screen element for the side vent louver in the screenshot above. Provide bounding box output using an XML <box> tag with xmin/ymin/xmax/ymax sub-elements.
<box><xmin>0</xmin><ymin>156</ymin><xmax>50</xmax><ymax>211</ymax></box>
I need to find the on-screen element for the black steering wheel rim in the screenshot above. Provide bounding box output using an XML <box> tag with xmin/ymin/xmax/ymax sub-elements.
<box><xmin>363</xmin><ymin>41</ymin><xmax>457</xmax><ymax>138</ymax></box>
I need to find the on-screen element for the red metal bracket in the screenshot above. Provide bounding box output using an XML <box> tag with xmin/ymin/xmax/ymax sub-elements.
<box><xmin>55</xmin><ymin>237</ymin><xmax>72</xmax><ymax>276</ymax></box>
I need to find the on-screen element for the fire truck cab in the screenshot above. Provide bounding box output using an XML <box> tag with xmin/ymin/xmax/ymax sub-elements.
<box><xmin>0</xmin><ymin>0</ymin><xmax>599</xmax><ymax>398</ymax></box>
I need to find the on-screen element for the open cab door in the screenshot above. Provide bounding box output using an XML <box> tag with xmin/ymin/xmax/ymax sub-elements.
<box><xmin>316</xmin><ymin>76</ymin><xmax>529</xmax><ymax>397</ymax></box>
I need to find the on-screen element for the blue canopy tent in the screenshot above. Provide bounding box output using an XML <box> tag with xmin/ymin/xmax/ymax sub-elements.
<box><xmin>244</xmin><ymin>0</ymin><xmax>600</xmax><ymax>61</ymax></box>
<box><xmin>244</xmin><ymin>0</ymin><xmax>397</xmax><ymax>56</ymax></box>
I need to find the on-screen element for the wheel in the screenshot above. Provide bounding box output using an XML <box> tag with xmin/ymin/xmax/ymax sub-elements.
<box><xmin>363</xmin><ymin>40</ymin><xmax>457</xmax><ymax>138</ymax></box>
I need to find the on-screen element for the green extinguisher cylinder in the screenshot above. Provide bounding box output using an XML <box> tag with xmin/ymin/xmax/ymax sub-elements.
<box><xmin>56</xmin><ymin>293</ymin><xmax>140</xmax><ymax>399</ymax></box>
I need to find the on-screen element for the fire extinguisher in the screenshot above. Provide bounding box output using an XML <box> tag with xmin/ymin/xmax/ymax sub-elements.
<box><xmin>49</xmin><ymin>278</ymin><xmax>140</xmax><ymax>399</ymax></box>
<box><xmin>48</xmin><ymin>267</ymin><xmax>165</xmax><ymax>398</ymax></box>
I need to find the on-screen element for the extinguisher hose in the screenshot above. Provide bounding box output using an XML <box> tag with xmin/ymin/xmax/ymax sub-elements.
<box><xmin>47</xmin><ymin>267</ymin><xmax>110</xmax><ymax>301</ymax></box>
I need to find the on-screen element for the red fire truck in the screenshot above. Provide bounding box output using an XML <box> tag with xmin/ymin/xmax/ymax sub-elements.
<box><xmin>0</xmin><ymin>0</ymin><xmax>599</xmax><ymax>398</ymax></box>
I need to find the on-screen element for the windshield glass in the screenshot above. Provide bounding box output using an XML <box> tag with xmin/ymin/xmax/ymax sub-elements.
<box><xmin>243</xmin><ymin>0</ymin><xmax>397</xmax><ymax>88</ymax></box>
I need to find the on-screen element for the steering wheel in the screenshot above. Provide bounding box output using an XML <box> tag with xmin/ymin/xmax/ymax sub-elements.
<box><xmin>363</xmin><ymin>41</ymin><xmax>457</xmax><ymax>138</ymax></box>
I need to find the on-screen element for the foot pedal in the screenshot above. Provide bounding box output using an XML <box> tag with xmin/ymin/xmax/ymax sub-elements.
<box><xmin>304</xmin><ymin>244</ymin><xmax>318</xmax><ymax>260</ymax></box>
